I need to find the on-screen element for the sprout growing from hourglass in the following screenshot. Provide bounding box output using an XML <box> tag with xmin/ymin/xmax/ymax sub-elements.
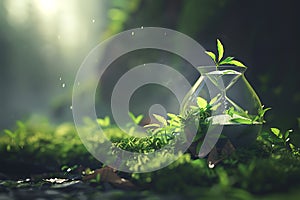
<box><xmin>195</xmin><ymin>39</ymin><xmax>269</xmax><ymax>125</ymax></box>
<box><xmin>205</xmin><ymin>39</ymin><xmax>246</xmax><ymax>68</ymax></box>
<box><xmin>179</xmin><ymin>39</ymin><xmax>271</xmax><ymax>158</ymax></box>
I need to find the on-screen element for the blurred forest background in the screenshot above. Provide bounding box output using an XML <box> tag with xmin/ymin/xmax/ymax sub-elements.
<box><xmin>0</xmin><ymin>0</ymin><xmax>299</xmax><ymax>131</ymax></box>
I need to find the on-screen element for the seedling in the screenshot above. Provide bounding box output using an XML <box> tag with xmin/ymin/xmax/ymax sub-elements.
<box><xmin>205</xmin><ymin>39</ymin><xmax>246</xmax><ymax>68</ymax></box>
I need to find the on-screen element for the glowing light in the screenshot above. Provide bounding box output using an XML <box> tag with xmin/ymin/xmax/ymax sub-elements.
<box><xmin>36</xmin><ymin>0</ymin><xmax>57</xmax><ymax>15</ymax></box>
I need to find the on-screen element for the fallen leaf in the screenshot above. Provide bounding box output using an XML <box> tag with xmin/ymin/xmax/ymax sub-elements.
<box><xmin>82</xmin><ymin>167</ymin><xmax>136</xmax><ymax>190</ymax></box>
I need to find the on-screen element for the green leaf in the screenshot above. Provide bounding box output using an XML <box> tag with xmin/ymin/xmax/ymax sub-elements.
<box><xmin>152</xmin><ymin>128</ymin><xmax>162</xmax><ymax>135</ymax></box>
<box><xmin>210</xmin><ymin>102</ymin><xmax>221</xmax><ymax>111</ymax></box>
<box><xmin>258</xmin><ymin>107</ymin><xmax>271</xmax><ymax>118</ymax></box>
<box><xmin>128</xmin><ymin>126</ymin><xmax>135</xmax><ymax>135</ymax></box>
<box><xmin>135</xmin><ymin>115</ymin><xmax>143</xmax><ymax>124</ymax></box>
<box><xmin>152</xmin><ymin>114</ymin><xmax>167</xmax><ymax>126</ymax></box>
<box><xmin>284</xmin><ymin>131</ymin><xmax>289</xmax><ymax>140</ymax></box>
<box><xmin>189</xmin><ymin>105</ymin><xmax>199</xmax><ymax>111</ymax></box>
<box><xmin>167</xmin><ymin>113</ymin><xmax>180</xmax><ymax>122</ymax></box>
<box><xmin>196</xmin><ymin>97</ymin><xmax>208</xmax><ymax>109</ymax></box>
<box><xmin>219</xmin><ymin>57</ymin><xmax>235</xmax><ymax>65</ymax></box>
<box><xmin>220</xmin><ymin>56</ymin><xmax>234</xmax><ymax>63</ymax></box>
<box><xmin>97</xmin><ymin>116</ymin><xmax>110</xmax><ymax>127</ymax></box>
<box><xmin>252</xmin><ymin>115</ymin><xmax>260</xmax><ymax>122</ymax></box>
<box><xmin>217</xmin><ymin>39</ymin><xmax>224</xmax><ymax>62</ymax></box>
<box><xmin>143</xmin><ymin>123</ymin><xmax>161</xmax><ymax>128</ymax></box>
<box><xmin>4</xmin><ymin>129</ymin><xmax>15</xmax><ymax>138</ymax></box>
<box><xmin>90</xmin><ymin>173</ymin><xmax>101</xmax><ymax>183</ymax></box>
<box><xmin>205</xmin><ymin>51</ymin><xmax>216</xmax><ymax>63</ymax></box>
<box><xmin>129</xmin><ymin>112</ymin><xmax>136</xmax><ymax>122</ymax></box>
<box><xmin>129</xmin><ymin>112</ymin><xmax>143</xmax><ymax>124</ymax></box>
<box><xmin>209</xmin><ymin>94</ymin><xmax>220</xmax><ymax>105</ymax></box>
<box><xmin>16</xmin><ymin>121</ymin><xmax>25</xmax><ymax>129</ymax></box>
<box><xmin>225</xmin><ymin>60</ymin><xmax>246</xmax><ymax>67</ymax></box>
<box><xmin>95</xmin><ymin>173</ymin><xmax>101</xmax><ymax>182</ymax></box>
<box><xmin>61</xmin><ymin>165</ymin><xmax>69</xmax><ymax>171</ymax></box>
<box><xmin>289</xmin><ymin>143</ymin><xmax>295</xmax><ymax>151</ymax></box>
<box><xmin>271</xmin><ymin>128</ymin><xmax>281</xmax><ymax>137</ymax></box>
<box><xmin>230</xmin><ymin>118</ymin><xmax>253</xmax><ymax>124</ymax></box>
<box><xmin>167</xmin><ymin>120</ymin><xmax>181</xmax><ymax>127</ymax></box>
<box><xmin>226</xmin><ymin>107</ymin><xmax>235</xmax><ymax>117</ymax></box>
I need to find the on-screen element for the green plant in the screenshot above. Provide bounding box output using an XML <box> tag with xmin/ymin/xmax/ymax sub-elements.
<box><xmin>205</xmin><ymin>39</ymin><xmax>246</xmax><ymax>68</ymax></box>
<box><xmin>3</xmin><ymin>121</ymin><xmax>28</xmax><ymax>151</ymax></box>
<box><xmin>180</xmin><ymin>97</ymin><xmax>213</xmax><ymax>154</ymax></box>
<box><xmin>204</xmin><ymin>39</ymin><xmax>270</xmax><ymax>125</ymax></box>
<box><xmin>144</xmin><ymin>113</ymin><xmax>182</xmax><ymax>135</ymax></box>
<box><xmin>226</xmin><ymin>106</ymin><xmax>271</xmax><ymax>125</ymax></box>
<box><xmin>89</xmin><ymin>173</ymin><xmax>101</xmax><ymax>183</ymax></box>
<box><xmin>0</xmin><ymin>118</ymin><xmax>94</xmax><ymax>170</ymax></box>
<box><xmin>128</xmin><ymin>112</ymin><xmax>143</xmax><ymax>125</ymax></box>
<box><xmin>97</xmin><ymin>116</ymin><xmax>111</xmax><ymax>127</ymax></box>
<box><xmin>107</xmin><ymin>113</ymin><xmax>177</xmax><ymax>153</ymax></box>
<box><xmin>257</xmin><ymin>127</ymin><xmax>299</xmax><ymax>155</ymax></box>
<box><xmin>270</xmin><ymin>127</ymin><xmax>298</xmax><ymax>153</ymax></box>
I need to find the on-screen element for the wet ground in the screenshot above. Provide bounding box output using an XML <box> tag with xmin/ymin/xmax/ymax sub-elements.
<box><xmin>0</xmin><ymin>176</ymin><xmax>180</xmax><ymax>200</ymax></box>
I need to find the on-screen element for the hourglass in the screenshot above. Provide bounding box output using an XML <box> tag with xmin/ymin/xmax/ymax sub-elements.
<box><xmin>181</xmin><ymin>65</ymin><xmax>263</xmax><ymax>156</ymax></box>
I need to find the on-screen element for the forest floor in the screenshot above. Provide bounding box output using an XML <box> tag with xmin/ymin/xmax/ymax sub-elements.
<box><xmin>1</xmin><ymin>119</ymin><xmax>300</xmax><ymax>200</ymax></box>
